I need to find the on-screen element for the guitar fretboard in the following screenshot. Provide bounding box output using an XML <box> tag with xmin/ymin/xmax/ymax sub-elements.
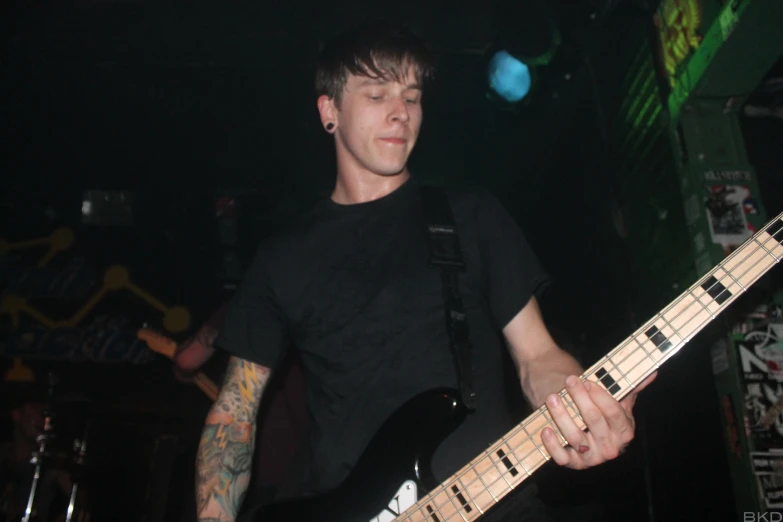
<box><xmin>396</xmin><ymin>213</ymin><xmax>783</xmax><ymax>522</ymax></box>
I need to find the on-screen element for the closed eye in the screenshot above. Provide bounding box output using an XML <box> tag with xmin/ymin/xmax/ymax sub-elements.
<box><xmin>403</xmin><ymin>90</ymin><xmax>422</xmax><ymax>104</ymax></box>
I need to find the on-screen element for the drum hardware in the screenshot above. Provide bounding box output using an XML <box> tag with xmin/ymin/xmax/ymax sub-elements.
<box><xmin>21</xmin><ymin>372</ymin><xmax>58</xmax><ymax>522</ymax></box>
<box><xmin>19</xmin><ymin>372</ymin><xmax>91</xmax><ymax>522</ymax></box>
<box><xmin>64</xmin><ymin>422</ymin><xmax>90</xmax><ymax>522</ymax></box>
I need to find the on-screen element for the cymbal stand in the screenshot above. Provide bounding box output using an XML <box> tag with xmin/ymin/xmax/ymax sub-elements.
<box><xmin>21</xmin><ymin>372</ymin><xmax>58</xmax><ymax>522</ymax></box>
<box><xmin>65</xmin><ymin>421</ymin><xmax>90</xmax><ymax>522</ymax></box>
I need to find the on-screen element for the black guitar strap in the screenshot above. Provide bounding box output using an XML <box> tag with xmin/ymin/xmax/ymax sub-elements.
<box><xmin>420</xmin><ymin>185</ymin><xmax>477</xmax><ymax>412</ymax></box>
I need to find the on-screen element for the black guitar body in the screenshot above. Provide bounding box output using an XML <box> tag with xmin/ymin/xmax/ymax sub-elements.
<box><xmin>238</xmin><ymin>388</ymin><xmax>467</xmax><ymax>522</ymax></box>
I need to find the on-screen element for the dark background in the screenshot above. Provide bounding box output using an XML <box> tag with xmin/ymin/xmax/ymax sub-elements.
<box><xmin>2</xmin><ymin>0</ymin><xmax>782</xmax><ymax>520</ymax></box>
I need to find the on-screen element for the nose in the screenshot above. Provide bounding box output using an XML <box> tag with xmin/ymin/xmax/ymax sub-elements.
<box><xmin>388</xmin><ymin>96</ymin><xmax>410</xmax><ymax>125</ymax></box>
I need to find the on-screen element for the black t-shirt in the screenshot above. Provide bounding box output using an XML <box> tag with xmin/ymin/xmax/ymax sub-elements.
<box><xmin>215</xmin><ymin>176</ymin><xmax>549</xmax><ymax>497</ymax></box>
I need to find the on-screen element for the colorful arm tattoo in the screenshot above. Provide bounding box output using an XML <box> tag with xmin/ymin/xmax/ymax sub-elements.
<box><xmin>196</xmin><ymin>357</ymin><xmax>270</xmax><ymax>521</ymax></box>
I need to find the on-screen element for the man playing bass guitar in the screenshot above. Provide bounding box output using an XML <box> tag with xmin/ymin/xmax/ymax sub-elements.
<box><xmin>195</xmin><ymin>21</ymin><xmax>655</xmax><ymax>522</ymax></box>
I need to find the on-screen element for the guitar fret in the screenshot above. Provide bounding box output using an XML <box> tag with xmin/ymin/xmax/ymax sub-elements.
<box><xmin>453</xmin><ymin>478</ymin><xmax>483</xmax><ymax>517</ymax></box>
<box><xmin>645</xmin><ymin>325</ymin><xmax>673</xmax><ymax>353</ymax></box>
<box><xmin>446</xmin><ymin>483</ymin><xmax>471</xmax><ymax>522</ymax></box>
<box><xmin>492</xmin><ymin>443</ymin><xmax>523</xmax><ymax>482</ymax></box>
<box><xmin>449</xmin><ymin>495</ymin><xmax>469</xmax><ymax>522</ymax></box>
<box><xmin>533</xmin><ymin>423</ymin><xmax>554</xmax><ymax>461</ymax></box>
<box><xmin>523</xmin><ymin>411</ymin><xmax>550</xmax><ymax>440</ymax></box>
<box><xmin>517</xmin><ymin>422</ymin><xmax>550</xmax><ymax>471</ymax></box>
<box><xmin>595</xmin><ymin>365</ymin><xmax>623</xmax><ymax>394</ymax></box>
<box><xmin>592</xmin><ymin>358</ymin><xmax>621</xmax><ymax>393</ymax></box>
<box><xmin>411</xmin><ymin>504</ymin><xmax>432</xmax><ymax>522</ymax></box>
<box><xmin>398</xmin><ymin>216</ymin><xmax>783</xmax><ymax>522</ymax></box>
<box><xmin>511</xmin><ymin>442</ymin><xmax>536</xmax><ymax>480</ymax></box>
<box><xmin>699</xmin><ymin>275</ymin><xmax>729</xmax><ymax>307</ymax></box>
<box><xmin>655</xmin><ymin>312</ymin><xmax>683</xmax><ymax>349</ymax></box>
<box><xmin>466</xmin><ymin>462</ymin><xmax>495</xmax><ymax>510</ymax></box>
<box><xmin>767</xmin><ymin>219</ymin><xmax>783</xmax><ymax>245</ymax></box>
<box><xmin>659</xmin><ymin>292</ymin><xmax>707</xmax><ymax>352</ymax></box>
<box><xmin>692</xmin><ymin>289</ymin><xmax>715</xmax><ymax>320</ymax></box>
<box><xmin>426</xmin><ymin>456</ymin><xmax>502</xmax><ymax>522</ymax></box>
<box><xmin>609</xmin><ymin>354</ymin><xmax>634</xmax><ymax>389</ymax></box>
<box><xmin>607</xmin><ymin>338</ymin><xmax>658</xmax><ymax>389</ymax></box>
<box><xmin>492</xmin><ymin>453</ymin><xmax>516</xmax><ymax>488</ymax></box>
<box><xmin>477</xmin><ymin>447</ymin><xmax>514</xmax><ymax>499</ymax></box>
<box><xmin>479</xmin><ymin>468</ymin><xmax>500</xmax><ymax>504</ymax></box>
<box><xmin>725</xmin><ymin>254</ymin><xmax>751</xmax><ymax>289</ymax></box>
<box><xmin>454</xmin><ymin>463</ymin><xmax>493</xmax><ymax>515</ymax></box>
<box><xmin>555</xmin><ymin>396</ymin><xmax>585</xmax><ymax>432</ymax></box>
<box><xmin>497</xmin><ymin>424</ymin><xmax>543</xmax><ymax>483</ymax></box>
<box><xmin>630</xmin><ymin>332</ymin><xmax>654</xmax><ymax>359</ymax></box>
<box><xmin>495</xmin><ymin>448</ymin><xmax>519</xmax><ymax>478</ymax></box>
<box><xmin>426</xmin><ymin>488</ymin><xmax>450</xmax><ymax>522</ymax></box>
<box><xmin>437</xmin><ymin>490</ymin><xmax>456</xmax><ymax>522</ymax></box>
<box><xmin>521</xmin><ymin>411</ymin><xmax>548</xmax><ymax>439</ymax></box>
<box><xmin>702</xmin><ymin>275</ymin><xmax>731</xmax><ymax>304</ymax></box>
<box><xmin>724</xmin><ymin>235</ymin><xmax>777</xmax><ymax>289</ymax></box>
<box><xmin>450</xmin><ymin>482</ymin><xmax>470</xmax><ymax>512</ymax></box>
<box><xmin>759</xmin><ymin>241</ymin><xmax>780</xmax><ymax>262</ymax></box>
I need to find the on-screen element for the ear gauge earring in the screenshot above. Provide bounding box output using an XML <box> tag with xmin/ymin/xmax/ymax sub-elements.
<box><xmin>325</xmin><ymin>122</ymin><xmax>335</xmax><ymax>131</ymax></box>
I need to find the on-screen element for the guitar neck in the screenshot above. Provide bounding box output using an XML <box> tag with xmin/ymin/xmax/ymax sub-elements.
<box><xmin>397</xmin><ymin>214</ymin><xmax>783</xmax><ymax>522</ymax></box>
<box><xmin>193</xmin><ymin>372</ymin><xmax>219</xmax><ymax>401</ymax></box>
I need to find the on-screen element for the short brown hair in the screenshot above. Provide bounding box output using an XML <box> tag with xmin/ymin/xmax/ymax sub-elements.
<box><xmin>315</xmin><ymin>21</ymin><xmax>436</xmax><ymax>105</ymax></box>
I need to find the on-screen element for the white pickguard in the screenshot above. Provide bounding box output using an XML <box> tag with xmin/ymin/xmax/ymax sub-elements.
<box><xmin>369</xmin><ymin>480</ymin><xmax>418</xmax><ymax>522</ymax></box>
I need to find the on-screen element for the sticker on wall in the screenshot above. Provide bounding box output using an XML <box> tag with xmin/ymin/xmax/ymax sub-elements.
<box><xmin>704</xmin><ymin>184</ymin><xmax>756</xmax><ymax>251</ymax></box>
<box><xmin>703</xmin><ymin>169</ymin><xmax>752</xmax><ymax>183</ymax></box>
<box><xmin>739</xmin><ymin>325</ymin><xmax>783</xmax><ymax>451</ymax></box>
<box><xmin>751</xmin><ymin>451</ymin><xmax>783</xmax><ymax>508</ymax></box>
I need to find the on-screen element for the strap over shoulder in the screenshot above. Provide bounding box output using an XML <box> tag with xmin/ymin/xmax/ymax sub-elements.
<box><xmin>419</xmin><ymin>185</ymin><xmax>477</xmax><ymax>411</ymax></box>
<box><xmin>419</xmin><ymin>185</ymin><xmax>466</xmax><ymax>271</ymax></box>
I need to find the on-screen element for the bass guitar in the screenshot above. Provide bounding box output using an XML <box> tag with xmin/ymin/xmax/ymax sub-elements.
<box><xmin>240</xmin><ymin>213</ymin><xmax>783</xmax><ymax>522</ymax></box>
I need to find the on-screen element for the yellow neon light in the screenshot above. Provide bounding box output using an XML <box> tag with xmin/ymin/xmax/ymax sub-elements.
<box><xmin>654</xmin><ymin>0</ymin><xmax>703</xmax><ymax>88</ymax></box>
<box><xmin>1</xmin><ymin>228</ymin><xmax>191</xmax><ymax>336</ymax></box>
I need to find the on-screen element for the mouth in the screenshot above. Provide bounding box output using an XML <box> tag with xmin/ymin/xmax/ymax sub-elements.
<box><xmin>378</xmin><ymin>137</ymin><xmax>407</xmax><ymax>145</ymax></box>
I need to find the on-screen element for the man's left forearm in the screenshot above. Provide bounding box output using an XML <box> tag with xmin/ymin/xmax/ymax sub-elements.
<box><xmin>518</xmin><ymin>345</ymin><xmax>583</xmax><ymax>408</ymax></box>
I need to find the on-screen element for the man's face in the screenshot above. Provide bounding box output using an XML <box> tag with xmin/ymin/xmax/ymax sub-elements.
<box><xmin>322</xmin><ymin>65</ymin><xmax>423</xmax><ymax>178</ymax></box>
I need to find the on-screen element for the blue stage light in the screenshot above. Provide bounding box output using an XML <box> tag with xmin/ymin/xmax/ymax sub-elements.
<box><xmin>487</xmin><ymin>50</ymin><xmax>532</xmax><ymax>103</ymax></box>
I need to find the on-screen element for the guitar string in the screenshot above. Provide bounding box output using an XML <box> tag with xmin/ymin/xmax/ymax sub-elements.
<box><xmin>398</xmin><ymin>217</ymin><xmax>783</xmax><ymax>522</ymax></box>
